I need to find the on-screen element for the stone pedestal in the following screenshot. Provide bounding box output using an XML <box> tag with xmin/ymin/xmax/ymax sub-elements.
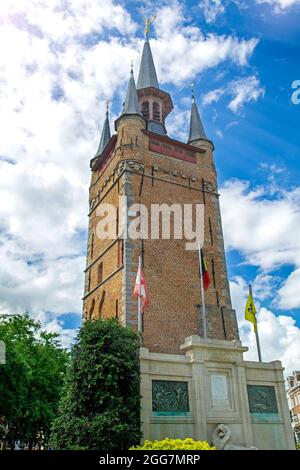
<box><xmin>140</xmin><ymin>335</ymin><xmax>295</xmax><ymax>450</ymax></box>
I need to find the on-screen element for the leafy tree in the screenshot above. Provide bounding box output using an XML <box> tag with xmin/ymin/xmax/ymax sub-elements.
<box><xmin>0</xmin><ymin>314</ymin><xmax>69</xmax><ymax>449</ymax></box>
<box><xmin>50</xmin><ymin>319</ymin><xmax>141</xmax><ymax>450</ymax></box>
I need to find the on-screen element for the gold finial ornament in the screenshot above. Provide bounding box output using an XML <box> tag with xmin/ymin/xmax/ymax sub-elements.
<box><xmin>144</xmin><ymin>15</ymin><xmax>156</xmax><ymax>37</ymax></box>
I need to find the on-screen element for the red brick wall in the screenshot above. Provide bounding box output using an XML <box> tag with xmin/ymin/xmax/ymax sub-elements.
<box><xmin>83</xmin><ymin>115</ymin><xmax>239</xmax><ymax>353</ymax></box>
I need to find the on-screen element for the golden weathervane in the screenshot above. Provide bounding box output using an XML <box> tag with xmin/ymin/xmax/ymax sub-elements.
<box><xmin>144</xmin><ymin>16</ymin><xmax>156</xmax><ymax>36</ymax></box>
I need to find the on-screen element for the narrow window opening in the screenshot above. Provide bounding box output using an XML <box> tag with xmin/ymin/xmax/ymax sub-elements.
<box><xmin>141</xmin><ymin>101</ymin><xmax>149</xmax><ymax>119</ymax></box>
<box><xmin>153</xmin><ymin>101</ymin><xmax>161</xmax><ymax>122</ymax></box>
<box><xmin>209</xmin><ymin>218</ymin><xmax>213</xmax><ymax>245</ymax></box>
<box><xmin>88</xmin><ymin>298</ymin><xmax>95</xmax><ymax>320</ymax></box>
<box><xmin>97</xmin><ymin>262</ymin><xmax>103</xmax><ymax>284</ymax></box>
<box><xmin>98</xmin><ymin>290</ymin><xmax>106</xmax><ymax>318</ymax></box>
<box><xmin>90</xmin><ymin>233</ymin><xmax>94</xmax><ymax>259</ymax></box>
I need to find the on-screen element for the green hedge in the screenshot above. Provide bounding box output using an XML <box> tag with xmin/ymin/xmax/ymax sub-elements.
<box><xmin>130</xmin><ymin>438</ymin><xmax>216</xmax><ymax>450</ymax></box>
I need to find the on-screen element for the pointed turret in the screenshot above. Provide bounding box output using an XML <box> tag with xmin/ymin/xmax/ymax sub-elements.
<box><xmin>136</xmin><ymin>22</ymin><xmax>173</xmax><ymax>136</ymax></box>
<box><xmin>114</xmin><ymin>65</ymin><xmax>146</xmax><ymax>133</ymax></box>
<box><xmin>188</xmin><ymin>92</ymin><xmax>207</xmax><ymax>144</ymax></box>
<box><xmin>122</xmin><ymin>66</ymin><xmax>140</xmax><ymax>116</ymax></box>
<box><xmin>95</xmin><ymin>104</ymin><xmax>111</xmax><ymax>157</ymax></box>
<box><xmin>137</xmin><ymin>38</ymin><xmax>159</xmax><ymax>90</ymax></box>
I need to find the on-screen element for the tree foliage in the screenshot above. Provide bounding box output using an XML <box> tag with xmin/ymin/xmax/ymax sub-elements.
<box><xmin>0</xmin><ymin>314</ymin><xmax>69</xmax><ymax>448</ymax></box>
<box><xmin>50</xmin><ymin>319</ymin><xmax>141</xmax><ymax>450</ymax></box>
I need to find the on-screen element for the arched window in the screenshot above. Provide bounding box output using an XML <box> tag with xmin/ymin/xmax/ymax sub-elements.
<box><xmin>153</xmin><ymin>101</ymin><xmax>161</xmax><ymax>122</ymax></box>
<box><xmin>141</xmin><ymin>101</ymin><xmax>150</xmax><ymax>119</ymax></box>
<box><xmin>98</xmin><ymin>290</ymin><xmax>106</xmax><ymax>318</ymax></box>
<box><xmin>97</xmin><ymin>262</ymin><xmax>103</xmax><ymax>284</ymax></box>
<box><xmin>88</xmin><ymin>298</ymin><xmax>95</xmax><ymax>320</ymax></box>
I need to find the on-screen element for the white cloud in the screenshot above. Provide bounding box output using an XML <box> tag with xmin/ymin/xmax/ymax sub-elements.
<box><xmin>198</xmin><ymin>0</ymin><xmax>300</xmax><ymax>23</ymax></box>
<box><xmin>0</xmin><ymin>0</ymin><xmax>298</xmax><ymax>370</ymax></box>
<box><xmin>150</xmin><ymin>2</ymin><xmax>258</xmax><ymax>85</ymax></box>
<box><xmin>203</xmin><ymin>87</ymin><xmax>225</xmax><ymax>105</ymax></box>
<box><xmin>0</xmin><ymin>248</ymin><xmax>85</xmax><ymax>316</ymax></box>
<box><xmin>35</xmin><ymin>312</ymin><xmax>79</xmax><ymax>348</ymax></box>
<box><xmin>202</xmin><ymin>76</ymin><xmax>264</xmax><ymax>113</ymax></box>
<box><xmin>253</xmin><ymin>273</ymin><xmax>281</xmax><ymax>301</ymax></box>
<box><xmin>228</xmin><ymin>76</ymin><xmax>265</xmax><ymax>112</ymax></box>
<box><xmin>0</xmin><ymin>0</ymin><xmax>259</xmax><ymax>337</ymax></box>
<box><xmin>256</xmin><ymin>0</ymin><xmax>300</xmax><ymax>11</ymax></box>
<box><xmin>2</xmin><ymin>0</ymin><xmax>137</xmax><ymax>39</ymax></box>
<box><xmin>0</xmin><ymin>1</ymin><xmax>140</xmax><ymax>329</ymax></box>
<box><xmin>225</xmin><ymin>120</ymin><xmax>239</xmax><ymax>129</ymax></box>
<box><xmin>166</xmin><ymin>107</ymin><xmax>190</xmax><ymax>142</ymax></box>
<box><xmin>153</xmin><ymin>33</ymin><xmax>258</xmax><ymax>85</ymax></box>
<box><xmin>278</xmin><ymin>268</ymin><xmax>300</xmax><ymax>309</ymax></box>
<box><xmin>221</xmin><ymin>177</ymin><xmax>300</xmax><ymax>310</ymax></box>
<box><xmin>220</xmin><ymin>179</ymin><xmax>300</xmax><ymax>270</ymax></box>
<box><xmin>230</xmin><ymin>277</ymin><xmax>300</xmax><ymax>377</ymax></box>
<box><xmin>199</xmin><ymin>0</ymin><xmax>225</xmax><ymax>23</ymax></box>
<box><xmin>199</xmin><ymin>0</ymin><xmax>300</xmax><ymax>23</ymax></box>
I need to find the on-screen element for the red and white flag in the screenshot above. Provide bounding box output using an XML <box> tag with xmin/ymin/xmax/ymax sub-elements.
<box><xmin>133</xmin><ymin>258</ymin><xmax>149</xmax><ymax>311</ymax></box>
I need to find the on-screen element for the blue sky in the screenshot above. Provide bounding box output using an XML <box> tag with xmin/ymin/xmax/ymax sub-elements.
<box><xmin>0</xmin><ymin>0</ymin><xmax>300</xmax><ymax>373</ymax></box>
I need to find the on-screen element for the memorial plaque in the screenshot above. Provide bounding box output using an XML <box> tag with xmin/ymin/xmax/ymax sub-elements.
<box><xmin>247</xmin><ymin>385</ymin><xmax>278</xmax><ymax>414</ymax></box>
<box><xmin>152</xmin><ymin>380</ymin><xmax>189</xmax><ymax>413</ymax></box>
<box><xmin>211</xmin><ymin>374</ymin><xmax>228</xmax><ymax>402</ymax></box>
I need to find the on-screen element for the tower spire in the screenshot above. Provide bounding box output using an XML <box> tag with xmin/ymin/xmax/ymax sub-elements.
<box><xmin>122</xmin><ymin>65</ymin><xmax>140</xmax><ymax>115</ymax></box>
<box><xmin>188</xmin><ymin>88</ymin><xmax>207</xmax><ymax>144</ymax></box>
<box><xmin>137</xmin><ymin>17</ymin><xmax>159</xmax><ymax>90</ymax></box>
<box><xmin>95</xmin><ymin>101</ymin><xmax>111</xmax><ymax>157</ymax></box>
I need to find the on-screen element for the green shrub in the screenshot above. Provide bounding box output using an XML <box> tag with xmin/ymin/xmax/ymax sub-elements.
<box><xmin>50</xmin><ymin>319</ymin><xmax>141</xmax><ymax>450</ymax></box>
<box><xmin>130</xmin><ymin>438</ymin><xmax>216</xmax><ymax>450</ymax></box>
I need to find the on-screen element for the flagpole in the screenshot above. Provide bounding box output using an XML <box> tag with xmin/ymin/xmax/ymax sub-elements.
<box><xmin>198</xmin><ymin>244</ymin><xmax>207</xmax><ymax>339</ymax></box>
<box><xmin>249</xmin><ymin>284</ymin><xmax>262</xmax><ymax>363</ymax></box>
<box><xmin>138</xmin><ymin>256</ymin><xmax>142</xmax><ymax>333</ymax></box>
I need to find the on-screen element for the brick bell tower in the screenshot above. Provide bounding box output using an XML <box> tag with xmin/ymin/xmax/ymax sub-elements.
<box><xmin>83</xmin><ymin>33</ymin><xmax>239</xmax><ymax>355</ymax></box>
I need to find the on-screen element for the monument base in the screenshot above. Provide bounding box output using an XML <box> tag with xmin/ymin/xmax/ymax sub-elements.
<box><xmin>140</xmin><ymin>336</ymin><xmax>295</xmax><ymax>450</ymax></box>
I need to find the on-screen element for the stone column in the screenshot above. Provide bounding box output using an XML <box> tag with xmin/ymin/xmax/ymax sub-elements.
<box><xmin>140</xmin><ymin>347</ymin><xmax>152</xmax><ymax>441</ymax></box>
<box><xmin>190</xmin><ymin>357</ymin><xmax>208</xmax><ymax>440</ymax></box>
<box><xmin>235</xmin><ymin>363</ymin><xmax>255</xmax><ymax>447</ymax></box>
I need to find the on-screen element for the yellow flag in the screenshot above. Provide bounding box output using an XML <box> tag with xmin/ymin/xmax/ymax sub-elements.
<box><xmin>245</xmin><ymin>289</ymin><xmax>257</xmax><ymax>333</ymax></box>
